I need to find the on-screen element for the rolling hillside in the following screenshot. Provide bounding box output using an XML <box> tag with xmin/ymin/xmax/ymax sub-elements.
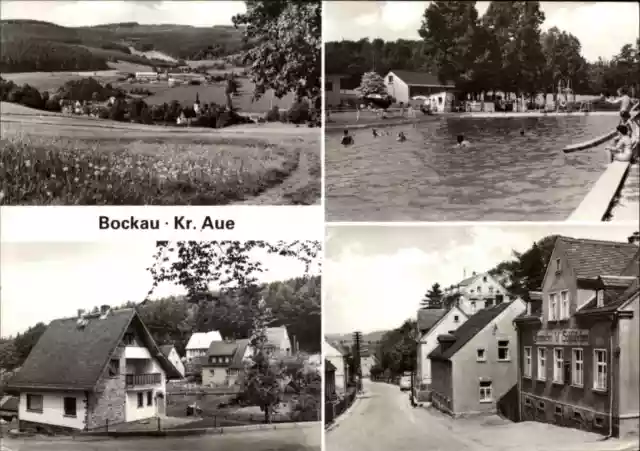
<box><xmin>0</xmin><ymin>19</ymin><xmax>246</xmax><ymax>73</ymax></box>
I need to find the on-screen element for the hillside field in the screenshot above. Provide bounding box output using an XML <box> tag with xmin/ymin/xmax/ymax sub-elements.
<box><xmin>0</xmin><ymin>103</ymin><xmax>320</xmax><ymax>205</ymax></box>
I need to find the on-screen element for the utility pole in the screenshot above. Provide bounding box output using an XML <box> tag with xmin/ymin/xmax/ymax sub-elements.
<box><xmin>353</xmin><ymin>331</ymin><xmax>363</xmax><ymax>393</ymax></box>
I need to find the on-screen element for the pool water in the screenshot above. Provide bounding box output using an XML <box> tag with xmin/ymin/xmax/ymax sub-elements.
<box><xmin>325</xmin><ymin>115</ymin><xmax>620</xmax><ymax>221</ymax></box>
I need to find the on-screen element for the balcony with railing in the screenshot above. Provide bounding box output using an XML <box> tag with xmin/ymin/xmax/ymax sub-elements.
<box><xmin>125</xmin><ymin>373</ymin><xmax>161</xmax><ymax>387</ymax></box>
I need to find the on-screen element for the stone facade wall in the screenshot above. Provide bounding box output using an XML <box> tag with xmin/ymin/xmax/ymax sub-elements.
<box><xmin>86</xmin><ymin>347</ymin><xmax>126</xmax><ymax>430</ymax></box>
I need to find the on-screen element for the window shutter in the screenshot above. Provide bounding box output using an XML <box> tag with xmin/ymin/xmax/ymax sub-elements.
<box><xmin>564</xmin><ymin>360</ymin><xmax>571</xmax><ymax>385</ymax></box>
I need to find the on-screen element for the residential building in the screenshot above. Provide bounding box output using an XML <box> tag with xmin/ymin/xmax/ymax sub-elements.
<box><xmin>325</xmin><ymin>73</ymin><xmax>349</xmax><ymax>107</ymax></box>
<box><xmin>515</xmin><ymin>236</ymin><xmax>639</xmax><ymax>438</ymax></box>
<box><xmin>201</xmin><ymin>339</ymin><xmax>251</xmax><ymax>387</ymax></box>
<box><xmin>135</xmin><ymin>72</ymin><xmax>158</xmax><ymax>81</ymax></box>
<box><xmin>324</xmin><ymin>339</ymin><xmax>347</xmax><ymax>394</ymax></box>
<box><xmin>6</xmin><ymin>307</ymin><xmax>181</xmax><ymax>432</ymax></box>
<box><xmin>264</xmin><ymin>327</ymin><xmax>293</xmax><ymax>356</ymax></box>
<box><xmin>185</xmin><ymin>331</ymin><xmax>222</xmax><ymax>368</ymax></box>
<box><xmin>417</xmin><ymin>307</ymin><xmax>468</xmax><ymax>388</ymax></box>
<box><xmin>429</xmin><ymin>299</ymin><xmax>526</xmax><ymax>417</ymax></box>
<box><xmin>159</xmin><ymin>345</ymin><xmax>185</xmax><ymax>379</ymax></box>
<box><xmin>325</xmin><ymin>360</ymin><xmax>337</xmax><ymax>399</ymax></box>
<box><xmin>384</xmin><ymin>70</ymin><xmax>455</xmax><ymax>110</ymax></box>
<box><xmin>360</xmin><ymin>346</ymin><xmax>375</xmax><ymax>378</ymax></box>
<box><xmin>444</xmin><ymin>271</ymin><xmax>510</xmax><ymax>317</ymax></box>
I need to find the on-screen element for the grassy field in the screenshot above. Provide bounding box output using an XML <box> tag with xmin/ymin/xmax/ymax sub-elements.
<box><xmin>0</xmin><ymin>102</ymin><xmax>320</xmax><ymax>205</ymax></box>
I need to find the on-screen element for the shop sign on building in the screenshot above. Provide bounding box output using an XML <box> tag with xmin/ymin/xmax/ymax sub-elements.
<box><xmin>535</xmin><ymin>329</ymin><xmax>589</xmax><ymax>346</ymax></box>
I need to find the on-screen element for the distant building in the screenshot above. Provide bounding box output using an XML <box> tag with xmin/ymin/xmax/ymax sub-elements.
<box><xmin>263</xmin><ymin>327</ymin><xmax>293</xmax><ymax>356</ymax></box>
<box><xmin>159</xmin><ymin>345</ymin><xmax>185</xmax><ymax>379</ymax></box>
<box><xmin>6</xmin><ymin>308</ymin><xmax>180</xmax><ymax>432</ymax></box>
<box><xmin>201</xmin><ymin>339</ymin><xmax>251</xmax><ymax>387</ymax></box>
<box><xmin>324</xmin><ymin>339</ymin><xmax>347</xmax><ymax>394</ymax></box>
<box><xmin>325</xmin><ymin>359</ymin><xmax>337</xmax><ymax>398</ymax></box>
<box><xmin>515</xmin><ymin>235</ymin><xmax>639</xmax><ymax>438</ymax></box>
<box><xmin>325</xmin><ymin>73</ymin><xmax>349</xmax><ymax>107</ymax></box>
<box><xmin>444</xmin><ymin>271</ymin><xmax>510</xmax><ymax>317</ymax></box>
<box><xmin>417</xmin><ymin>307</ymin><xmax>468</xmax><ymax>388</ymax></box>
<box><xmin>429</xmin><ymin>299</ymin><xmax>526</xmax><ymax>417</ymax></box>
<box><xmin>185</xmin><ymin>331</ymin><xmax>223</xmax><ymax>373</ymax></box>
<box><xmin>135</xmin><ymin>72</ymin><xmax>158</xmax><ymax>81</ymax></box>
<box><xmin>384</xmin><ymin>70</ymin><xmax>455</xmax><ymax>111</ymax></box>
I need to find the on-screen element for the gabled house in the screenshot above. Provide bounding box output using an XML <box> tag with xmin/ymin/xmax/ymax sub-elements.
<box><xmin>444</xmin><ymin>271</ymin><xmax>510</xmax><ymax>317</ymax></box>
<box><xmin>185</xmin><ymin>331</ymin><xmax>222</xmax><ymax>370</ymax></box>
<box><xmin>201</xmin><ymin>339</ymin><xmax>250</xmax><ymax>387</ymax></box>
<box><xmin>324</xmin><ymin>339</ymin><xmax>347</xmax><ymax>394</ymax></box>
<box><xmin>264</xmin><ymin>327</ymin><xmax>292</xmax><ymax>356</ymax></box>
<box><xmin>384</xmin><ymin>70</ymin><xmax>455</xmax><ymax>110</ymax></box>
<box><xmin>515</xmin><ymin>235</ymin><xmax>639</xmax><ymax>438</ymax></box>
<box><xmin>159</xmin><ymin>345</ymin><xmax>185</xmax><ymax>379</ymax></box>
<box><xmin>429</xmin><ymin>299</ymin><xmax>526</xmax><ymax>417</ymax></box>
<box><xmin>417</xmin><ymin>307</ymin><xmax>468</xmax><ymax>388</ymax></box>
<box><xmin>325</xmin><ymin>360</ymin><xmax>337</xmax><ymax>399</ymax></box>
<box><xmin>325</xmin><ymin>73</ymin><xmax>349</xmax><ymax>107</ymax></box>
<box><xmin>6</xmin><ymin>307</ymin><xmax>181</xmax><ymax>432</ymax></box>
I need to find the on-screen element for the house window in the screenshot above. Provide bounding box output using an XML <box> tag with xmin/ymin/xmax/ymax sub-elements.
<box><xmin>108</xmin><ymin>359</ymin><xmax>120</xmax><ymax>377</ymax></box>
<box><xmin>537</xmin><ymin>401</ymin><xmax>545</xmax><ymax>411</ymax></box>
<box><xmin>555</xmin><ymin>258</ymin><xmax>562</xmax><ymax>273</ymax></box>
<box><xmin>538</xmin><ymin>348</ymin><xmax>547</xmax><ymax>380</ymax></box>
<box><xmin>147</xmin><ymin>391</ymin><xmax>153</xmax><ymax>406</ymax></box>
<box><xmin>454</xmin><ymin>315</ymin><xmax>459</xmax><ymax>323</ymax></box>
<box><xmin>495</xmin><ymin>294</ymin><xmax>504</xmax><ymax>304</ymax></box>
<box><xmin>594</xmin><ymin>416</ymin><xmax>604</xmax><ymax>427</ymax></box>
<box><xmin>476</xmin><ymin>348</ymin><xmax>486</xmax><ymax>362</ymax></box>
<box><xmin>63</xmin><ymin>397</ymin><xmax>77</xmax><ymax>417</ymax></box>
<box><xmin>524</xmin><ymin>347</ymin><xmax>532</xmax><ymax>377</ymax></box>
<box><xmin>477</xmin><ymin>286</ymin><xmax>482</xmax><ymax>293</ymax></box>
<box><xmin>597</xmin><ymin>290</ymin><xmax>604</xmax><ymax>307</ymax></box>
<box><xmin>572</xmin><ymin>348</ymin><xmax>583</xmax><ymax>386</ymax></box>
<box><xmin>524</xmin><ymin>397</ymin><xmax>532</xmax><ymax>407</ymax></box>
<box><xmin>560</xmin><ymin>291</ymin><xmax>569</xmax><ymax>319</ymax></box>
<box><xmin>26</xmin><ymin>394</ymin><xmax>43</xmax><ymax>413</ymax></box>
<box><xmin>471</xmin><ymin>301</ymin><xmax>477</xmax><ymax>313</ymax></box>
<box><xmin>498</xmin><ymin>340</ymin><xmax>510</xmax><ymax>361</ymax></box>
<box><xmin>123</xmin><ymin>333</ymin><xmax>135</xmax><ymax>345</ymax></box>
<box><xmin>483</xmin><ymin>276</ymin><xmax>488</xmax><ymax>282</ymax></box>
<box><xmin>555</xmin><ymin>405</ymin><xmax>563</xmax><ymax>416</ymax></box>
<box><xmin>549</xmin><ymin>294</ymin><xmax>557</xmax><ymax>321</ymax></box>
<box><xmin>388</xmin><ymin>75</ymin><xmax>394</xmax><ymax>83</ymax></box>
<box><xmin>553</xmin><ymin>348</ymin><xmax>564</xmax><ymax>383</ymax></box>
<box><xmin>137</xmin><ymin>392</ymin><xmax>144</xmax><ymax>408</ymax></box>
<box><xmin>479</xmin><ymin>381</ymin><xmax>492</xmax><ymax>402</ymax></box>
<box><xmin>594</xmin><ymin>349</ymin><xmax>607</xmax><ymax>391</ymax></box>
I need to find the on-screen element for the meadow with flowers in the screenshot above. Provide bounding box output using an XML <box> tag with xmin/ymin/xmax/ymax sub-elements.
<box><xmin>0</xmin><ymin>103</ymin><xmax>319</xmax><ymax>205</ymax></box>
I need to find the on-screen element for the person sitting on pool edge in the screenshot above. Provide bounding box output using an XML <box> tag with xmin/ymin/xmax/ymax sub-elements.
<box><xmin>341</xmin><ymin>129</ymin><xmax>354</xmax><ymax>146</ymax></box>
<box><xmin>605</xmin><ymin>124</ymin><xmax>634</xmax><ymax>162</ymax></box>
<box><xmin>456</xmin><ymin>134</ymin><xmax>470</xmax><ymax>147</ymax></box>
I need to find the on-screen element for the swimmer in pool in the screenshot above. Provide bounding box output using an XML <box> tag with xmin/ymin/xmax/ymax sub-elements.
<box><xmin>372</xmin><ymin>128</ymin><xmax>379</xmax><ymax>138</ymax></box>
<box><xmin>520</xmin><ymin>129</ymin><xmax>525</xmax><ymax>136</ymax></box>
<box><xmin>341</xmin><ymin>129</ymin><xmax>354</xmax><ymax>146</ymax></box>
<box><xmin>397</xmin><ymin>132</ymin><xmax>407</xmax><ymax>142</ymax></box>
<box><xmin>456</xmin><ymin>134</ymin><xmax>470</xmax><ymax>147</ymax></box>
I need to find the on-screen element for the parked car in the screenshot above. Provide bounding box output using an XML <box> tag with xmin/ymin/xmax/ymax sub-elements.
<box><xmin>399</xmin><ymin>375</ymin><xmax>411</xmax><ymax>391</ymax></box>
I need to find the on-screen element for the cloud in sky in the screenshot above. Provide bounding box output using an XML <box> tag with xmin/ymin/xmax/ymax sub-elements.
<box><xmin>0</xmin><ymin>1</ymin><xmax>246</xmax><ymax>27</ymax></box>
<box><xmin>324</xmin><ymin>224</ymin><xmax>639</xmax><ymax>335</ymax></box>
<box><xmin>0</xmin><ymin>241</ymin><xmax>314</xmax><ymax>337</ymax></box>
<box><xmin>324</xmin><ymin>1</ymin><xmax>639</xmax><ymax>62</ymax></box>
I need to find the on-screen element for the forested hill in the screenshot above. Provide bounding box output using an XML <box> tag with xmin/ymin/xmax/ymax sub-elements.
<box><xmin>0</xmin><ymin>276</ymin><xmax>321</xmax><ymax>372</ymax></box>
<box><xmin>0</xmin><ymin>19</ymin><xmax>246</xmax><ymax>73</ymax></box>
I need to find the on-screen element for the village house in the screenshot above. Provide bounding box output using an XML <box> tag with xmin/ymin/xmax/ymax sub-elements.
<box><xmin>384</xmin><ymin>70</ymin><xmax>455</xmax><ymax>111</ymax></box>
<box><xmin>416</xmin><ymin>306</ymin><xmax>468</xmax><ymax>388</ymax></box>
<box><xmin>325</xmin><ymin>360</ymin><xmax>337</xmax><ymax>399</ymax></box>
<box><xmin>359</xmin><ymin>345</ymin><xmax>376</xmax><ymax>378</ymax></box>
<box><xmin>429</xmin><ymin>299</ymin><xmax>526</xmax><ymax>417</ymax></box>
<box><xmin>325</xmin><ymin>73</ymin><xmax>349</xmax><ymax>107</ymax></box>
<box><xmin>515</xmin><ymin>235</ymin><xmax>639</xmax><ymax>438</ymax></box>
<box><xmin>185</xmin><ymin>331</ymin><xmax>222</xmax><ymax>370</ymax></box>
<box><xmin>159</xmin><ymin>345</ymin><xmax>185</xmax><ymax>379</ymax></box>
<box><xmin>200</xmin><ymin>339</ymin><xmax>250</xmax><ymax>387</ymax></box>
<box><xmin>264</xmin><ymin>326</ymin><xmax>293</xmax><ymax>356</ymax></box>
<box><xmin>5</xmin><ymin>307</ymin><xmax>181</xmax><ymax>432</ymax></box>
<box><xmin>444</xmin><ymin>271</ymin><xmax>511</xmax><ymax>317</ymax></box>
<box><xmin>324</xmin><ymin>339</ymin><xmax>347</xmax><ymax>394</ymax></box>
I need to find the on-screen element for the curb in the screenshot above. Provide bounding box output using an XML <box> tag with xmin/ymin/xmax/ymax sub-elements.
<box><xmin>325</xmin><ymin>393</ymin><xmax>367</xmax><ymax>433</ymax></box>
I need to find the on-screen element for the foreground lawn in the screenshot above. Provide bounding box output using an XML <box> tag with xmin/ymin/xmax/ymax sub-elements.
<box><xmin>0</xmin><ymin>130</ymin><xmax>302</xmax><ymax>205</ymax></box>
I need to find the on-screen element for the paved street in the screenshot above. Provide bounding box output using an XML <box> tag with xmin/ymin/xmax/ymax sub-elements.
<box><xmin>0</xmin><ymin>427</ymin><xmax>320</xmax><ymax>451</ymax></box>
<box><xmin>326</xmin><ymin>380</ymin><xmax>636</xmax><ymax>451</ymax></box>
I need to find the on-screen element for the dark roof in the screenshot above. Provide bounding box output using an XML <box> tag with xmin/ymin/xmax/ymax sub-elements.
<box><xmin>458</xmin><ymin>274</ymin><xmax>480</xmax><ymax>287</ymax></box>
<box><xmin>203</xmin><ymin>339</ymin><xmax>250</xmax><ymax>370</ymax></box>
<box><xmin>159</xmin><ymin>344</ymin><xmax>174</xmax><ymax>357</ymax></box>
<box><xmin>429</xmin><ymin>302</ymin><xmax>513</xmax><ymax>361</ymax></box>
<box><xmin>229</xmin><ymin>339</ymin><xmax>250</xmax><ymax>370</ymax></box>
<box><xmin>207</xmin><ymin>341</ymin><xmax>240</xmax><ymax>357</ymax></box>
<box><xmin>325</xmin><ymin>359</ymin><xmax>336</xmax><ymax>372</ymax></box>
<box><xmin>7</xmin><ymin>309</ymin><xmax>179</xmax><ymax>391</ymax></box>
<box><xmin>578</xmin><ymin>278</ymin><xmax>639</xmax><ymax>314</ymax></box>
<box><xmin>558</xmin><ymin>237</ymin><xmax>638</xmax><ymax>280</ymax></box>
<box><xmin>390</xmin><ymin>70</ymin><xmax>454</xmax><ymax>87</ymax></box>
<box><xmin>417</xmin><ymin>309</ymin><xmax>447</xmax><ymax>332</ymax></box>
<box><xmin>599</xmin><ymin>275</ymin><xmax>636</xmax><ymax>289</ymax></box>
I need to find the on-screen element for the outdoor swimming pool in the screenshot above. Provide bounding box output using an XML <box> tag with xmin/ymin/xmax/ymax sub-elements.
<box><xmin>325</xmin><ymin>115</ymin><xmax>620</xmax><ymax>221</ymax></box>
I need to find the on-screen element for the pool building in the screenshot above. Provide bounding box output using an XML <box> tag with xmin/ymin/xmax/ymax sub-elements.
<box><xmin>515</xmin><ymin>235</ymin><xmax>640</xmax><ymax>438</ymax></box>
<box><xmin>384</xmin><ymin>70</ymin><xmax>455</xmax><ymax>112</ymax></box>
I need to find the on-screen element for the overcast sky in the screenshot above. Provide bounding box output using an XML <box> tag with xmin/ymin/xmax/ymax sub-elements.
<box><xmin>0</xmin><ymin>241</ymin><xmax>316</xmax><ymax>337</ymax></box>
<box><xmin>0</xmin><ymin>1</ymin><xmax>245</xmax><ymax>27</ymax></box>
<box><xmin>325</xmin><ymin>1</ymin><xmax>640</xmax><ymax>62</ymax></box>
<box><xmin>324</xmin><ymin>224</ymin><xmax>639</xmax><ymax>335</ymax></box>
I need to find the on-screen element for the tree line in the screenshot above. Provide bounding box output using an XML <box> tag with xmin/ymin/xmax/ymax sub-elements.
<box><xmin>370</xmin><ymin>235</ymin><xmax>559</xmax><ymax>380</ymax></box>
<box><xmin>0</xmin><ymin>276</ymin><xmax>321</xmax><ymax>373</ymax></box>
<box><xmin>326</xmin><ymin>1</ymin><xmax>640</xmax><ymax>100</ymax></box>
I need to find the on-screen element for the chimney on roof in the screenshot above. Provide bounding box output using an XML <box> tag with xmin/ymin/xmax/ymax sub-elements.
<box><xmin>628</xmin><ymin>232</ymin><xmax>640</xmax><ymax>245</ymax></box>
<box><xmin>77</xmin><ymin>309</ymin><xmax>85</xmax><ymax>318</ymax></box>
<box><xmin>100</xmin><ymin>305</ymin><xmax>110</xmax><ymax>314</ymax></box>
<box><xmin>437</xmin><ymin>334</ymin><xmax>456</xmax><ymax>352</ymax></box>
